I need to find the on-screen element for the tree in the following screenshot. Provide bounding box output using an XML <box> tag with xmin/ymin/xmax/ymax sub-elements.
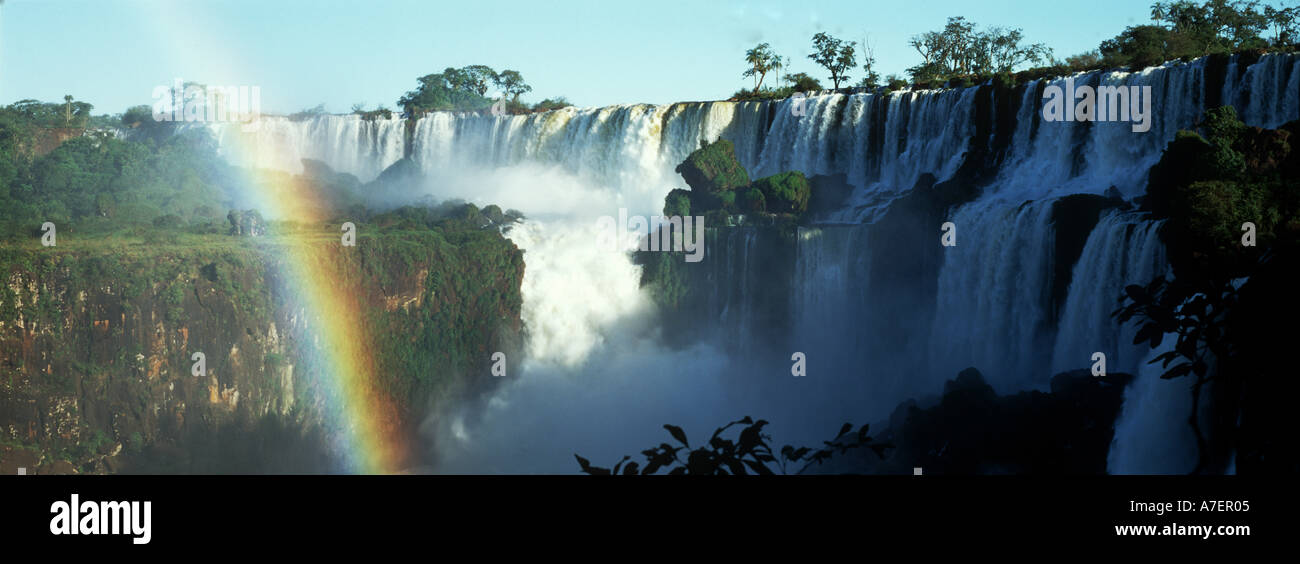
<box><xmin>441</xmin><ymin>67</ymin><xmax>470</xmax><ymax>91</ymax></box>
<box><xmin>1264</xmin><ymin>4</ymin><xmax>1298</xmax><ymax>45</ymax></box>
<box><xmin>985</xmin><ymin>27</ymin><xmax>1053</xmax><ymax>72</ymax></box>
<box><xmin>494</xmin><ymin>70</ymin><xmax>532</xmax><ymax>102</ymax></box>
<box><xmin>783</xmin><ymin>72</ymin><xmax>823</xmax><ymax>92</ymax></box>
<box><xmin>1150</xmin><ymin>0</ymin><xmax>1270</xmax><ymax>53</ymax></box>
<box><xmin>742</xmin><ymin>42</ymin><xmax>781</xmax><ymax>91</ymax></box>
<box><xmin>770</xmin><ymin>53</ymin><xmax>786</xmax><ymax>89</ymax></box>
<box><xmin>858</xmin><ymin>35</ymin><xmax>881</xmax><ymax>88</ymax></box>
<box><xmin>397</xmin><ymin>72</ymin><xmax>492</xmax><ymax>116</ymax></box>
<box><xmin>531</xmin><ymin>97</ymin><xmax>572</xmax><ymax>112</ymax></box>
<box><xmin>808</xmin><ymin>32</ymin><xmax>856</xmax><ymax>89</ymax></box>
<box><xmin>908</xmin><ymin>17</ymin><xmax>1049</xmax><ymax>82</ymax></box>
<box><xmin>461</xmin><ymin>65</ymin><xmax>499</xmax><ymax>96</ymax></box>
<box><xmin>1101</xmin><ymin>0</ymin><xmax>1276</xmax><ymax>69</ymax></box>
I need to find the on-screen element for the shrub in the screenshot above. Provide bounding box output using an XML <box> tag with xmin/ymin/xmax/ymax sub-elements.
<box><xmin>752</xmin><ymin>171</ymin><xmax>811</xmax><ymax>214</ymax></box>
<box><xmin>738</xmin><ymin>187</ymin><xmax>766</xmax><ymax>213</ymax></box>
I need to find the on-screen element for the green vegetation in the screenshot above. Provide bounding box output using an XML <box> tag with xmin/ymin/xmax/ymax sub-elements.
<box><xmin>808</xmin><ymin>32</ymin><xmax>858</xmax><ymax>89</ymax></box>
<box><xmin>742</xmin><ymin>42</ymin><xmax>783</xmax><ymax>92</ymax></box>
<box><xmin>674</xmin><ymin>139</ymin><xmax>750</xmax><ymax>195</ymax></box>
<box><xmin>732</xmin><ymin>0</ymin><xmax>1297</xmax><ymax>99</ymax></box>
<box><xmin>1100</xmin><ymin>1</ymin><xmax>1297</xmax><ymax>70</ymax></box>
<box><xmin>397</xmin><ymin>65</ymin><xmax>565</xmax><ymax>117</ymax></box>
<box><xmin>670</xmin><ymin>139</ymin><xmax>812</xmax><ymax>220</ymax></box>
<box><xmin>750</xmin><ymin>171</ymin><xmax>811</xmax><ymax>215</ymax></box>
<box><xmin>529</xmin><ymin>97</ymin><xmax>574</xmax><ymax>113</ymax></box>
<box><xmin>398</xmin><ymin>70</ymin><xmax>494</xmax><ymax>115</ymax></box>
<box><xmin>1</xmin><ymin>99</ymin><xmax>236</xmax><ymax>240</ymax></box>
<box><xmin>576</xmin><ymin>417</ymin><xmax>888</xmax><ymax>475</ymax></box>
<box><xmin>351</xmin><ymin>104</ymin><xmax>394</xmax><ymax>121</ymax></box>
<box><xmin>1119</xmin><ymin>108</ymin><xmax>1300</xmax><ymax>473</ymax></box>
<box><xmin>0</xmin><ymin>96</ymin><xmax>529</xmax><ymax>473</ymax></box>
<box><xmin>1144</xmin><ymin>106</ymin><xmax>1297</xmax><ymax>277</ymax></box>
<box><xmin>906</xmin><ymin>17</ymin><xmax>1052</xmax><ymax>83</ymax></box>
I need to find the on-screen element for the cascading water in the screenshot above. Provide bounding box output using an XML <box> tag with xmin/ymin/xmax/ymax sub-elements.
<box><xmin>214</xmin><ymin>53</ymin><xmax>1298</xmax><ymax>473</ymax></box>
<box><xmin>1051</xmin><ymin>212</ymin><xmax>1166</xmax><ymax>375</ymax></box>
<box><xmin>211</xmin><ymin>114</ymin><xmax>406</xmax><ymax>182</ymax></box>
<box><xmin>757</xmin><ymin>89</ymin><xmax>980</xmax><ymax>222</ymax></box>
<box><xmin>1107</xmin><ymin>340</ymin><xmax>1200</xmax><ymax>474</ymax></box>
<box><xmin>1046</xmin><ymin>211</ymin><xmax>1198</xmax><ymax>473</ymax></box>
<box><xmin>929</xmin><ymin>198</ymin><xmax>1058</xmax><ymax>391</ymax></box>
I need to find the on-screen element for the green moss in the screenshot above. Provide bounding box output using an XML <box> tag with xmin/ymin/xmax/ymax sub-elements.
<box><xmin>674</xmin><ymin>139</ymin><xmax>750</xmax><ymax>195</ymax></box>
<box><xmin>738</xmin><ymin>187</ymin><xmax>766</xmax><ymax>213</ymax></box>
<box><xmin>1144</xmin><ymin>108</ymin><xmax>1299</xmax><ymax>280</ymax></box>
<box><xmin>752</xmin><ymin>171</ymin><xmax>811</xmax><ymax>214</ymax></box>
<box><xmin>663</xmin><ymin>189</ymin><xmax>691</xmax><ymax>217</ymax></box>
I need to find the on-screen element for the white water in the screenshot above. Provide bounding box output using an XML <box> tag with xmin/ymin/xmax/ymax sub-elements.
<box><xmin>211</xmin><ymin>114</ymin><xmax>405</xmax><ymax>181</ymax></box>
<box><xmin>1107</xmin><ymin>341</ymin><xmax>1200</xmax><ymax>474</ymax></box>
<box><xmin>929</xmin><ymin>198</ymin><xmax>1058</xmax><ymax>391</ymax></box>
<box><xmin>1051</xmin><ymin>212</ymin><xmax>1166</xmax><ymax>375</ymax></box>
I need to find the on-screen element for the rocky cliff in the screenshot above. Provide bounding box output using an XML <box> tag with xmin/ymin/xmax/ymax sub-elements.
<box><xmin>0</xmin><ymin>219</ymin><xmax>524</xmax><ymax>474</ymax></box>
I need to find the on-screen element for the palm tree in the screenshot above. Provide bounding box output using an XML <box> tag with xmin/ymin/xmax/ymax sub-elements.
<box><xmin>743</xmin><ymin>43</ymin><xmax>778</xmax><ymax>92</ymax></box>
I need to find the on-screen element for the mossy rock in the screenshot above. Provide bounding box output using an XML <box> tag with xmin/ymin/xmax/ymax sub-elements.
<box><xmin>481</xmin><ymin>204</ymin><xmax>506</xmax><ymax>224</ymax></box>
<box><xmin>737</xmin><ymin>187</ymin><xmax>766</xmax><ymax>213</ymax></box>
<box><xmin>1144</xmin><ymin>108</ymin><xmax>1297</xmax><ymax>280</ymax></box>
<box><xmin>663</xmin><ymin>189</ymin><xmax>691</xmax><ymax>217</ymax></box>
<box><xmin>675</xmin><ymin>139</ymin><xmax>750</xmax><ymax>195</ymax></box>
<box><xmin>752</xmin><ymin>171</ymin><xmax>811</xmax><ymax>214</ymax></box>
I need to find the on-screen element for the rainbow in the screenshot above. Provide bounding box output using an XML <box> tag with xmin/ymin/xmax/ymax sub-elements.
<box><xmin>219</xmin><ymin>135</ymin><xmax>407</xmax><ymax>475</ymax></box>
<box><xmin>135</xmin><ymin>6</ymin><xmax>407</xmax><ymax>473</ymax></box>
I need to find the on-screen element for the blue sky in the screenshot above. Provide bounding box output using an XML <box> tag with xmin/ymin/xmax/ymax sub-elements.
<box><xmin>1</xmin><ymin>0</ymin><xmax>1158</xmax><ymax>114</ymax></box>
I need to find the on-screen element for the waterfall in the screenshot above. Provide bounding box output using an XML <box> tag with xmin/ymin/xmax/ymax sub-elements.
<box><xmin>211</xmin><ymin>114</ymin><xmax>406</xmax><ymax>182</ymax></box>
<box><xmin>1051</xmin><ymin>212</ymin><xmax>1166</xmax><ymax>375</ymax></box>
<box><xmin>208</xmin><ymin>54</ymin><xmax>1296</xmax><ymax>211</ymax></box>
<box><xmin>1222</xmin><ymin>52</ymin><xmax>1300</xmax><ymax>128</ymax></box>
<box><xmin>203</xmin><ymin>54</ymin><xmax>1298</xmax><ymax>473</ymax></box>
<box><xmin>1107</xmin><ymin>340</ymin><xmax>1199</xmax><ymax>474</ymax></box>
<box><xmin>793</xmin><ymin>226</ymin><xmax>871</xmax><ymax>354</ymax></box>
<box><xmin>1047</xmin><ymin>212</ymin><xmax>1200</xmax><ymax>473</ymax></box>
<box><xmin>703</xmin><ymin>228</ymin><xmax>763</xmax><ymax>350</ymax></box>
<box><xmin>928</xmin><ymin>198</ymin><xmax>1058</xmax><ymax>391</ymax></box>
<box><xmin>755</xmin><ymin>89</ymin><xmax>980</xmax><ymax>222</ymax></box>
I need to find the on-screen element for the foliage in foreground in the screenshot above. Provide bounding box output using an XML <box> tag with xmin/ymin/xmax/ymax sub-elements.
<box><xmin>575</xmin><ymin>417</ymin><xmax>889</xmax><ymax>475</ymax></box>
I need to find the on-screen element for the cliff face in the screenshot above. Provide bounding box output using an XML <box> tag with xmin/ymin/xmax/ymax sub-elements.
<box><xmin>0</xmin><ymin>227</ymin><xmax>524</xmax><ymax>474</ymax></box>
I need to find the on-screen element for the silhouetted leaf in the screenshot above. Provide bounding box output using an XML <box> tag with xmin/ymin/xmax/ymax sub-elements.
<box><xmin>574</xmin><ymin>454</ymin><xmax>610</xmax><ymax>475</ymax></box>
<box><xmin>612</xmin><ymin>455</ymin><xmax>630</xmax><ymax>475</ymax></box>
<box><xmin>724</xmin><ymin>458</ymin><xmax>746</xmax><ymax>475</ymax></box>
<box><xmin>664</xmin><ymin>424</ymin><xmax>690</xmax><ymax>448</ymax></box>
<box><xmin>1162</xmin><ymin>363</ymin><xmax>1193</xmax><ymax>379</ymax></box>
